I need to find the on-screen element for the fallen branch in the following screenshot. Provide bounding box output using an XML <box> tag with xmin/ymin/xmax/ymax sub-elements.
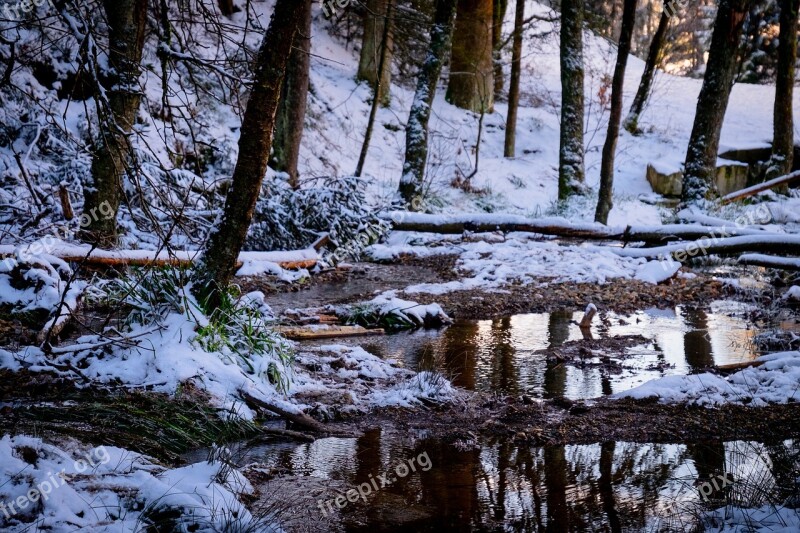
<box><xmin>0</xmin><ymin>242</ymin><xmax>319</xmax><ymax>271</ymax></box>
<box><xmin>384</xmin><ymin>212</ymin><xmax>766</xmax><ymax>243</ymax></box>
<box><xmin>38</xmin><ymin>294</ymin><xmax>83</xmax><ymax>345</ymax></box>
<box><xmin>597</xmin><ymin>234</ymin><xmax>800</xmax><ymax>260</ymax></box>
<box><xmin>277</xmin><ymin>325</ymin><xmax>385</xmax><ymax>340</ymax></box>
<box><xmin>716</xmin><ymin>360</ymin><xmax>764</xmax><ymax>372</ymax></box>
<box><xmin>579</xmin><ymin>304</ymin><xmax>597</xmax><ymax>329</ymax></box>
<box><xmin>738</xmin><ymin>253</ymin><xmax>800</xmax><ymax>271</ymax></box>
<box><xmin>239</xmin><ymin>391</ymin><xmax>328</xmax><ymax>433</ymax></box>
<box><xmin>720</xmin><ymin>170</ymin><xmax>800</xmax><ymax>204</ymax></box>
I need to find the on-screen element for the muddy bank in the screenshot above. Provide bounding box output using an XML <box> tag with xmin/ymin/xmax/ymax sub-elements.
<box><xmin>242</xmin><ymin>256</ymin><xmax>740</xmax><ymax>320</ymax></box>
<box><xmin>323</xmin><ymin>393</ymin><xmax>800</xmax><ymax>448</ymax></box>
<box><xmin>0</xmin><ymin>370</ymin><xmax>261</xmax><ymax>463</ymax></box>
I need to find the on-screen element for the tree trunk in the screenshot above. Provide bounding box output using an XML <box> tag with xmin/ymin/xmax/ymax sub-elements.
<box><xmin>82</xmin><ymin>0</ymin><xmax>147</xmax><ymax>247</ymax></box>
<box><xmin>492</xmin><ymin>0</ymin><xmax>508</xmax><ymax>99</ymax></box>
<box><xmin>623</xmin><ymin>5</ymin><xmax>671</xmax><ymax>133</ymax></box>
<box><xmin>446</xmin><ymin>0</ymin><xmax>495</xmax><ymax>112</ymax></box>
<box><xmin>218</xmin><ymin>0</ymin><xmax>238</xmax><ymax>16</ymax></box>
<box><xmin>503</xmin><ymin>0</ymin><xmax>524</xmax><ymax>157</ymax></box>
<box><xmin>271</xmin><ymin>0</ymin><xmax>312</xmax><ymax>188</ymax></box>
<box><xmin>681</xmin><ymin>0</ymin><xmax>753</xmax><ymax>206</ymax></box>
<box><xmin>192</xmin><ymin>0</ymin><xmax>304</xmax><ymax>310</ymax></box>
<box><xmin>358</xmin><ymin>0</ymin><xmax>393</xmax><ymax>106</ymax></box>
<box><xmin>398</xmin><ymin>0</ymin><xmax>458</xmax><ymax>207</ymax></box>
<box><xmin>595</xmin><ymin>0</ymin><xmax>637</xmax><ymax>224</ymax></box>
<box><xmin>558</xmin><ymin>0</ymin><xmax>585</xmax><ymax>200</ymax></box>
<box><xmin>766</xmin><ymin>0</ymin><xmax>799</xmax><ymax>180</ymax></box>
<box><xmin>355</xmin><ymin>0</ymin><xmax>396</xmax><ymax>177</ymax></box>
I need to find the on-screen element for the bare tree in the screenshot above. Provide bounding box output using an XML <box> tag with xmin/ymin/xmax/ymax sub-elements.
<box><xmin>271</xmin><ymin>0</ymin><xmax>313</xmax><ymax>188</ymax></box>
<box><xmin>623</xmin><ymin>2</ymin><xmax>671</xmax><ymax>133</ymax></box>
<box><xmin>681</xmin><ymin>0</ymin><xmax>753</xmax><ymax>205</ymax></box>
<box><xmin>447</xmin><ymin>0</ymin><xmax>495</xmax><ymax>112</ymax></box>
<box><xmin>355</xmin><ymin>0</ymin><xmax>396</xmax><ymax>177</ymax></box>
<box><xmin>558</xmin><ymin>0</ymin><xmax>585</xmax><ymax>200</ymax></box>
<box><xmin>493</xmin><ymin>0</ymin><xmax>508</xmax><ymax>99</ymax></box>
<box><xmin>398</xmin><ymin>0</ymin><xmax>458</xmax><ymax>207</ymax></box>
<box><xmin>358</xmin><ymin>0</ymin><xmax>394</xmax><ymax>105</ymax></box>
<box><xmin>503</xmin><ymin>0</ymin><xmax>524</xmax><ymax>157</ymax></box>
<box><xmin>595</xmin><ymin>0</ymin><xmax>637</xmax><ymax>224</ymax></box>
<box><xmin>766</xmin><ymin>0</ymin><xmax>799</xmax><ymax>180</ymax></box>
<box><xmin>82</xmin><ymin>0</ymin><xmax>147</xmax><ymax>247</ymax></box>
<box><xmin>192</xmin><ymin>0</ymin><xmax>305</xmax><ymax>310</ymax></box>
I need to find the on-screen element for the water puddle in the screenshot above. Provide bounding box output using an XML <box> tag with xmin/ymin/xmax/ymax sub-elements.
<box><xmin>303</xmin><ymin>300</ymin><xmax>763</xmax><ymax>401</ymax></box>
<box><xmin>211</xmin><ymin>431</ymin><xmax>798</xmax><ymax>532</ymax></box>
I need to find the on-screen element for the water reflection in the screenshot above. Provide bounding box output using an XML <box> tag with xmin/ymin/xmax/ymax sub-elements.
<box><xmin>352</xmin><ymin>300</ymin><xmax>761</xmax><ymax>401</ymax></box>
<box><xmin>238</xmin><ymin>432</ymin><xmax>797</xmax><ymax>532</ymax></box>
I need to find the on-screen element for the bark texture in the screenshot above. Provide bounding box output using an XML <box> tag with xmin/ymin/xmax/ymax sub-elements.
<box><xmin>192</xmin><ymin>0</ymin><xmax>304</xmax><ymax>310</ymax></box>
<box><xmin>83</xmin><ymin>0</ymin><xmax>147</xmax><ymax>247</ymax></box>
<box><xmin>271</xmin><ymin>0</ymin><xmax>312</xmax><ymax>188</ymax></box>
<box><xmin>503</xmin><ymin>0</ymin><xmax>524</xmax><ymax>157</ymax></box>
<box><xmin>358</xmin><ymin>0</ymin><xmax>393</xmax><ymax>105</ymax></box>
<box><xmin>766</xmin><ymin>0</ymin><xmax>799</xmax><ymax>180</ymax></box>
<box><xmin>623</xmin><ymin>5</ymin><xmax>671</xmax><ymax>133</ymax></box>
<box><xmin>558</xmin><ymin>0</ymin><xmax>585</xmax><ymax>199</ymax></box>
<box><xmin>595</xmin><ymin>0</ymin><xmax>637</xmax><ymax>224</ymax></box>
<box><xmin>398</xmin><ymin>0</ymin><xmax>458</xmax><ymax>207</ymax></box>
<box><xmin>446</xmin><ymin>0</ymin><xmax>495</xmax><ymax>112</ymax></box>
<box><xmin>681</xmin><ymin>0</ymin><xmax>753</xmax><ymax>205</ymax></box>
<box><xmin>492</xmin><ymin>0</ymin><xmax>508</xmax><ymax>99</ymax></box>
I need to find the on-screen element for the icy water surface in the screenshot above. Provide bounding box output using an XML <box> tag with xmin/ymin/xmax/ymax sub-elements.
<box><xmin>309</xmin><ymin>300</ymin><xmax>764</xmax><ymax>401</ymax></box>
<box><xmin>223</xmin><ymin>431</ymin><xmax>798</xmax><ymax>532</ymax></box>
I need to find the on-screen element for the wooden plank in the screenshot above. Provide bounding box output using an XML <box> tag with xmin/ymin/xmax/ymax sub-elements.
<box><xmin>277</xmin><ymin>325</ymin><xmax>385</xmax><ymax>340</ymax></box>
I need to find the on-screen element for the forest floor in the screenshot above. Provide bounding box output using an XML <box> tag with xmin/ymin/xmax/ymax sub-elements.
<box><xmin>5</xmin><ymin>250</ymin><xmax>792</xmax><ymax>454</ymax></box>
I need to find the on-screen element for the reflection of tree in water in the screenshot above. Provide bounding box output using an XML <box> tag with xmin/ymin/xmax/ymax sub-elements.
<box><xmin>544</xmin><ymin>310</ymin><xmax>573</xmax><ymax>400</ymax></box>
<box><xmin>683</xmin><ymin>308</ymin><xmax>714</xmax><ymax>370</ymax></box>
<box><xmin>486</xmin><ymin>317</ymin><xmax>519</xmax><ymax>396</ymax></box>
<box><xmin>430</xmin><ymin>320</ymin><xmax>480</xmax><ymax>390</ymax></box>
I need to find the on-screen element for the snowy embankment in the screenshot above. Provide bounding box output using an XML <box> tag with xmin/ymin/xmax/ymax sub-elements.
<box><xmin>369</xmin><ymin>231</ymin><xmax>683</xmax><ymax>294</ymax></box>
<box><xmin>616</xmin><ymin>351</ymin><xmax>800</xmax><ymax>406</ymax></box>
<box><xmin>0</xmin><ymin>436</ymin><xmax>262</xmax><ymax>532</ymax></box>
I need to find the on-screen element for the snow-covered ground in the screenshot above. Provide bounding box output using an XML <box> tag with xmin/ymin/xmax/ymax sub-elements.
<box><xmin>301</xmin><ymin>1</ymin><xmax>800</xmax><ymax>225</ymax></box>
<box><xmin>617</xmin><ymin>350</ymin><xmax>800</xmax><ymax>406</ymax></box>
<box><xmin>2</xmin><ymin>0</ymin><xmax>800</xmax><ymax>530</ymax></box>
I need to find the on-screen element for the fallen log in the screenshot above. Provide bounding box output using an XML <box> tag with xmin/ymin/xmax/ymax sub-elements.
<box><xmin>0</xmin><ymin>242</ymin><xmax>319</xmax><ymax>271</ymax></box>
<box><xmin>277</xmin><ymin>324</ymin><xmax>385</xmax><ymax>340</ymax></box>
<box><xmin>720</xmin><ymin>170</ymin><xmax>800</xmax><ymax>204</ymax></box>
<box><xmin>239</xmin><ymin>391</ymin><xmax>328</xmax><ymax>433</ymax></box>
<box><xmin>738</xmin><ymin>253</ymin><xmax>800</xmax><ymax>271</ymax></box>
<box><xmin>383</xmin><ymin>212</ymin><xmax>765</xmax><ymax>243</ymax></box>
<box><xmin>597</xmin><ymin>234</ymin><xmax>800</xmax><ymax>260</ymax></box>
<box><xmin>715</xmin><ymin>360</ymin><xmax>764</xmax><ymax>372</ymax></box>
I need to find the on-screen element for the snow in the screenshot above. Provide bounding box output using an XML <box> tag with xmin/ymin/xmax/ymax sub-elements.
<box><xmin>0</xmin><ymin>436</ymin><xmax>261</xmax><ymax>532</ymax></box>
<box><xmin>369</xmin><ymin>232</ymin><xmax>679</xmax><ymax>294</ymax></box>
<box><xmin>783</xmin><ymin>286</ymin><xmax>800</xmax><ymax>301</ymax></box>
<box><xmin>0</xmin><ymin>253</ymin><xmax>87</xmax><ymax>321</ymax></box>
<box><xmin>367</xmin><ymin>292</ymin><xmax>452</xmax><ymax>325</ymax></box>
<box><xmin>634</xmin><ymin>259</ymin><xmax>682</xmax><ymax>283</ymax></box>
<box><xmin>616</xmin><ymin>351</ymin><xmax>800</xmax><ymax>406</ymax></box>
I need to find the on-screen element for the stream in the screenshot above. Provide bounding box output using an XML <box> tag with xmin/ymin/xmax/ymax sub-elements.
<box><xmin>183</xmin><ymin>297</ymin><xmax>799</xmax><ymax>531</ymax></box>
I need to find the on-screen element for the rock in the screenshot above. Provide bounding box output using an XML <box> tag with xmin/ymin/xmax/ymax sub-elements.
<box><xmin>646</xmin><ymin>163</ymin><xmax>683</xmax><ymax>197</ymax></box>
<box><xmin>646</xmin><ymin>159</ymin><xmax>756</xmax><ymax>197</ymax></box>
